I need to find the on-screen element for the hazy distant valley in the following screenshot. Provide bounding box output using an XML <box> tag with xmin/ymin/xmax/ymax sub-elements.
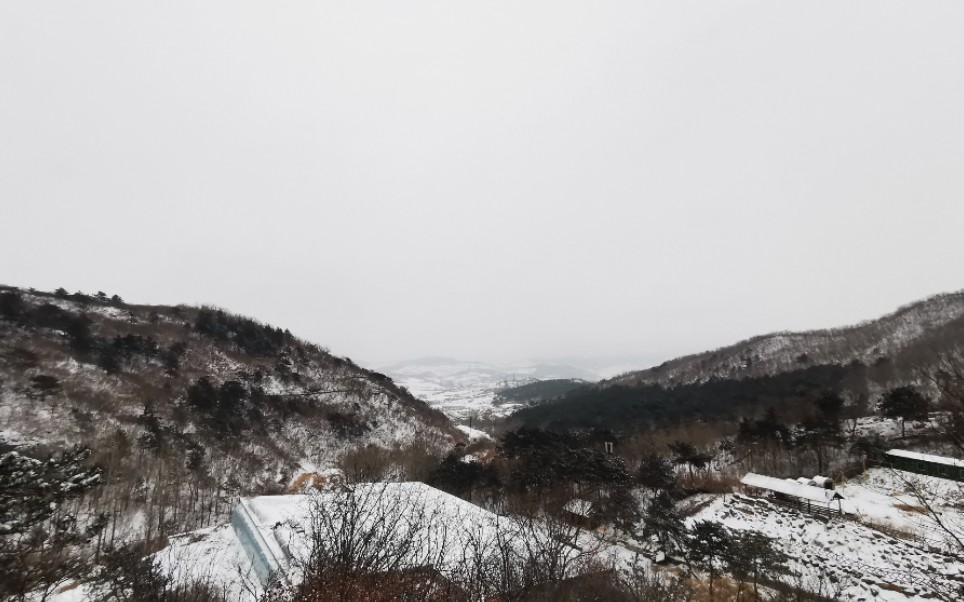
<box><xmin>381</xmin><ymin>292</ymin><xmax>964</xmax><ymax>435</ymax></box>
<box><xmin>377</xmin><ymin>357</ymin><xmax>607</xmax><ymax>421</ymax></box>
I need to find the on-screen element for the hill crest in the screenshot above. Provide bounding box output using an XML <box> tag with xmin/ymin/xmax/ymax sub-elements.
<box><xmin>606</xmin><ymin>290</ymin><xmax>964</xmax><ymax>388</ymax></box>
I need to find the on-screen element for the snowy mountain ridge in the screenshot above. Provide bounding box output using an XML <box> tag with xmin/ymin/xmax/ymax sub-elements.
<box><xmin>607</xmin><ymin>290</ymin><xmax>964</xmax><ymax>388</ymax></box>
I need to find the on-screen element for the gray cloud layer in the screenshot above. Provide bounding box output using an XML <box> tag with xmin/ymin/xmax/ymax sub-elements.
<box><xmin>3</xmin><ymin>1</ymin><xmax>963</xmax><ymax>365</ymax></box>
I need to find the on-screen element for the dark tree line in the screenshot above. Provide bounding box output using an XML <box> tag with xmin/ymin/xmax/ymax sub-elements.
<box><xmin>878</xmin><ymin>385</ymin><xmax>929</xmax><ymax>438</ymax></box>
<box><xmin>427</xmin><ymin>427</ymin><xmax>639</xmax><ymax>527</ymax></box>
<box><xmin>194</xmin><ymin>307</ymin><xmax>292</xmax><ymax>358</ymax></box>
<box><xmin>513</xmin><ymin>364</ymin><xmax>852</xmax><ymax>432</ymax></box>
<box><xmin>428</xmin><ymin>455</ymin><xmax>500</xmax><ymax>503</ymax></box>
<box><xmin>1</xmin><ymin>291</ymin><xmax>188</xmax><ymax>376</ymax></box>
<box><xmin>493</xmin><ymin>379</ymin><xmax>589</xmax><ymax>405</ymax></box>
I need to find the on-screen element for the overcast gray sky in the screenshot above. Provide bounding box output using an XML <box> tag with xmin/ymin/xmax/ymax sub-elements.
<box><xmin>2</xmin><ymin>1</ymin><xmax>963</xmax><ymax>367</ymax></box>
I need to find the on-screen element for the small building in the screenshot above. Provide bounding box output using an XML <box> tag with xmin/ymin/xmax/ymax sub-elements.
<box><xmin>884</xmin><ymin>449</ymin><xmax>964</xmax><ymax>482</ymax></box>
<box><xmin>741</xmin><ymin>472</ymin><xmax>846</xmax><ymax>517</ymax></box>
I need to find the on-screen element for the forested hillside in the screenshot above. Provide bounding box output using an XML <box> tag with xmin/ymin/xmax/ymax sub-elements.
<box><xmin>0</xmin><ymin>285</ymin><xmax>461</xmax><ymax>551</ymax></box>
<box><xmin>512</xmin><ymin>365</ymin><xmax>855</xmax><ymax>432</ymax></box>
<box><xmin>514</xmin><ymin>292</ymin><xmax>964</xmax><ymax>433</ymax></box>
<box><xmin>493</xmin><ymin>378</ymin><xmax>589</xmax><ymax>405</ymax></box>
<box><xmin>608</xmin><ymin>291</ymin><xmax>964</xmax><ymax>388</ymax></box>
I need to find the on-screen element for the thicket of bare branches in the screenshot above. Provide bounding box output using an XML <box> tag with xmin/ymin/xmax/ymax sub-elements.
<box><xmin>279</xmin><ymin>484</ymin><xmax>625</xmax><ymax>602</ymax></box>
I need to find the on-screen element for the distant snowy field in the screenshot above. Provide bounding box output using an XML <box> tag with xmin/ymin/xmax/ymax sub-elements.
<box><xmin>378</xmin><ymin>358</ymin><xmax>603</xmax><ymax>422</ymax></box>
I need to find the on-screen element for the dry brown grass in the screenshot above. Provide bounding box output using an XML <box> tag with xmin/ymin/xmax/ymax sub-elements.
<box><xmin>679</xmin><ymin>473</ymin><xmax>741</xmax><ymax>494</ymax></box>
<box><xmin>54</xmin><ymin>581</ymin><xmax>80</xmax><ymax>594</ymax></box>
<box><xmin>878</xmin><ymin>582</ymin><xmax>905</xmax><ymax>593</ymax></box>
<box><xmin>682</xmin><ymin>575</ymin><xmax>764</xmax><ymax>601</ymax></box>
<box><xmin>289</xmin><ymin>473</ymin><xmax>330</xmax><ymax>493</ymax></box>
<box><xmin>652</xmin><ymin>423</ymin><xmax>738</xmax><ymax>449</ymax></box>
<box><xmin>616</xmin><ymin>422</ymin><xmax>737</xmax><ymax>469</ymax></box>
<box><xmin>894</xmin><ymin>503</ymin><xmax>928</xmax><ymax>515</ymax></box>
<box><xmin>862</xmin><ymin>520</ymin><xmax>920</xmax><ymax>543</ymax></box>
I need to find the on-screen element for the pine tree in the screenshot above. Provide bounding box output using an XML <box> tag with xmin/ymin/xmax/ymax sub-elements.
<box><xmin>686</xmin><ymin>521</ymin><xmax>731</xmax><ymax>599</ymax></box>
<box><xmin>638</xmin><ymin>454</ymin><xmax>676</xmax><ymax>492</ymax></box>
<box><xmin>0</xmin><ymin>447</ymin><xmax>104</xmax><ymax>599</ymax></box>
<box><xmin>642</xmin><ymin>491</ymin><xmax>685</xmax><ymax>552</ymax></box>
<box><xmin>726</xmin><ymin>530</ymin><xmax>789</xmax><ymax>598</ymax></box>
<box><xmin>879</xmin><ymin>386</ymin><xmax>930</xmax><ymax>438</ymax></box>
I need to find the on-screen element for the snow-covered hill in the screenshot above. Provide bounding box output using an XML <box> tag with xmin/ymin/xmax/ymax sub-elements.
<box><xmin>608</xmin><ymin>291</ymin><xmax>964</xmax><ymax>388</ymax></box>
<box><xmin>0</xmin><ymin>285</ymin><xmax>463</xmax><ymax>541</ymax></box>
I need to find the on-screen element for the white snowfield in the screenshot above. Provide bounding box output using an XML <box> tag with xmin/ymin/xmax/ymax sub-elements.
<box><xmin>691</xmin><ymin>493</ymin><xmax>964</xmax><ymax>600</ymax></box>
<box><xmin>379</xmin><ymin>358</ymin><xmax>599</xmax><ymax>421</ymax></box>
<box><xmin>836</xmin><ymin>468</ymin><xmax>964</xmax><ymax>547</ymax></box>
<box><xmin>706</xmin><ymin>467</ymin><xmax>964</xmax><ymax>600</ymax></box>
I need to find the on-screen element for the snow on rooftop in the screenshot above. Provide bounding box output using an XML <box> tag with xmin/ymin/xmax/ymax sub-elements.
<box><xmin>233</xmin><ymin>482</ymin><xmax>509</xmax><ymax>587</ymax></box>
<box><xmin>741</xmin><ymin>473</ymin><xmax>844</xmax><ymax>504</ymax></box>
<box><xmin>563</xmin><ymin>498</ymin><xmax>593</xmax><ymax>518</ymax></box>
<box><xmin>162</xmin><ymin>482</ymin><xmax>622</xmax><ymax>600</ymax></box>
<box><xmin>885</xmin><ymin>449</ymin><xmax>964</xmax><ymax>468</ymax></box>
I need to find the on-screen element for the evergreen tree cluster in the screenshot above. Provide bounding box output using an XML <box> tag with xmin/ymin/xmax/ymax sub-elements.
<box><xmin>493</xmin><ymin>379</ymin><xmax>589</xmax><ymax>405</ymax></box>
<box><xmin>0</xmin><ymin>290</ymin><xmax>188</xmax><ymax>376</ymax></box>
<box><xmin>735</xmin><ymin>407</ymin><xmax>792</xmax><ymax>448</ymax></box>
<box><xmin>52</xmin><ymin>287</ymin><xmax>125</xmax><ymax>308</ymax></box>
<box><xmin>0</xmin><ymin>295</ymin><xmax>97</xmax><ymax>353</ymax></box>
<box><xmin>637</xmin><ymin>454</ymin><xmax>677</xmax><ymax>492</ymax></box>
<box><xmin>498</xmin><ymin>427</ymin><xmax>637</xmax><ymax>525</ymax></box>
<box><xmin>1</xmin><ymin>446</ymin><xmax>106</xmax><ymax>600</ymax></box>
<box><xmin>499</xmin><ymin>428</ymin><xmax>632</xmax><ymax>491</ymax></box>
<box><xmin>686</xmin><ymin>521</ymin><xmax>789</xmax><ymax>598</ymax></box>
<box><xmin>639</xmin><ymin>494</ymin><xmax>789</xmax><ymax>596</ymax></box>
<box><xmin>183</xmin><ymin>377</ymin><xmax>268</xmax><ymax>435</ymax></box>
<box><xmin>193</xmin><ymin>307</ymin><xmax>292</xmax><ymax>358</ymax></box>
<box><xmin>428</xmin><ymin>454</ymin><xmax>500</xmax><ymax>500</ymax></box>
<box><xmin>0</xmin><ymin>446</ymin><xmax>102</xmax><ymax>536</ymax></box>
<box><xmin>878</xmin><ymin>385</ymin><xmax>930</xmax><ymax>438</ymax></box>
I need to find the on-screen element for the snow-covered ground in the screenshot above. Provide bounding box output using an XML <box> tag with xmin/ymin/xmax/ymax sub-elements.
<box><xmin>849</xmin><ymin>415</ymin><xmax>938</xmax><ymax>440</ymax></box>
<box><xmin>688</xmin><ymin>467</ymin><xmax>964</xmax><ymax>600</ymax></box>
<box><xmin>52</xmin><ymin>466</ymin><xmax>964</xmax><ymax>601</ymax></box>
<box><xmin>838</xmin><ymin>468</ymin><xmax>964</xmax><ymax>546</ymax></box>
